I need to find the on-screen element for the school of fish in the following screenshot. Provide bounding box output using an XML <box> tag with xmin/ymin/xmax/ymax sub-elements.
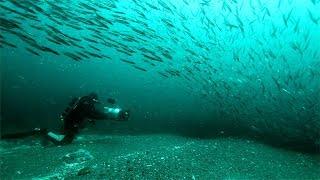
<box><xmin>1</xmin><ymin>0</ymin><xmax>320</xmax><ymax>142</ymax></box>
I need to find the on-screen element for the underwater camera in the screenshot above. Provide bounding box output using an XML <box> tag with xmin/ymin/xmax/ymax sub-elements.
<box><xmin>104</xmin><ymin>107</ymin><xmax>130</xmax><ymax>121</ymax></box>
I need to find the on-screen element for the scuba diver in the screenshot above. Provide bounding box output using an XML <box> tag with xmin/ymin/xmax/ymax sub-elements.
<box><xmin>1</xmin><ymin>93</ymin><xmax>130</xmax><ymax>145</ymax></box>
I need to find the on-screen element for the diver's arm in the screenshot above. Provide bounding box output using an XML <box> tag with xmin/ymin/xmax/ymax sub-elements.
<box><xmin>86</xmin><ymin>103</ymin><xmax>110</xmax><ymax>120</ymax></box>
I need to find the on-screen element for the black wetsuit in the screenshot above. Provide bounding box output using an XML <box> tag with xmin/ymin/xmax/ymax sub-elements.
<box><xmin>1</xmin><ymin>93</ymin><xmax>123</xmax><ymax>145</ymax></box>
<box><xmin>50</xmin><ymin>94</ymin><xmax>108</xmax><ymax>145</ymax></box>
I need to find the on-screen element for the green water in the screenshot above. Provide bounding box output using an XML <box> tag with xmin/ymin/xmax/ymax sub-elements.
<box><xmin>0</xmin><ymin>0</ymin><xmax>320</xmax><ymax>178</ymax></box>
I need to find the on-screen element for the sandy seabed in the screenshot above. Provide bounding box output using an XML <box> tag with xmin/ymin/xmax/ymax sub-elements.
<box><xmin>1</xmin><ymin>134</ymin><xmax>319</xmax><ymax>179</ymax></box>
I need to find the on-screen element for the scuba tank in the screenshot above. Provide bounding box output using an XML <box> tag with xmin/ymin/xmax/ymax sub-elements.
<box><xmin>60</xmin><ymin>94</ymin><xmax>98</xmax><ymax>123</ymax></box>
<box><xmin>60</xmin><ymin>97</ymin><xmax>80</xmax><ymax>122</ymax></box>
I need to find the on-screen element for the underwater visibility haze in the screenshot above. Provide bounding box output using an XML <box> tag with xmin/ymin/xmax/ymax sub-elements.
<box><xmin>1</xmin><ymin>0</ymin><xmax>320</xmax><ymax>179</ymax></box>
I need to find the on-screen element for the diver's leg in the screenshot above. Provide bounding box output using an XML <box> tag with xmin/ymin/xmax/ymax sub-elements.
<box><xmin>61</xmin><ymin>132</ymin><xmax>76</xmax><ymax>144</ymax></box>
<box><xmin>1</xmin><ymin>128</ymin><xmax>47</xmax><ymax>139</ymax></box>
